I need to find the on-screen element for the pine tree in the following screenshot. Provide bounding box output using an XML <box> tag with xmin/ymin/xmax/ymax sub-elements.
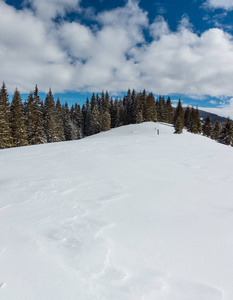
<box><xmin>156</xmin><ymin>96</ymin><xmax>166</xmax><ymax>122</ymax></box>
<box><xmin>101</xmin><ymin>91</ymin><xmax>109</xmax><ymax>113</ymax></box>
<box><xmin>173</xmin><ymin>99</ymin><xmax>184</xmax><ymax>132</ymax></box>
<box><xmin>73</xmin><ymin>103</ymin><xmax>83</xmax><ymax>139</ymax></box>
<box><xmin>62</xmin><ymin>102</ymin><xmax>78</xmax><ymax>140</ymax></box>
<box><xmin>44</xmin><ymin>88</ymin><xmax>59</xmax><ymax>142</ymax></box>
<box><xmin>118</xmin><ymin>99</ymin><xmax>127</xmax><ymax>125</ymax></box>
<box><xmin>189</xmin><ymin>107</ymin><xmax>202</xmax><ymax>134</ymax></box>
<box><xmin>184</xmin><ymin>106</ymin><xmax>192</xmax><ymax>131</ymax></box>
<box><xmin>195</xmin><ymin>107</ymin><xmax>202</xmax><ymax>134</ymax></box>
<box><xmin>102</xmin><ymin>111</ymin><xmax>111</xmax><ymax>131</ymax></box>
<box><xmin>109</xmin><ymin>97</ymin><xmax>115</xmax><ymax>128</ymax></box>
<box><xmin>174</xmin><ymin>116</ymin><xmax>183</xmax><ymax>134</ymax></box>
<box><xmin>24</xmin><ymin>86</ymin><xmax>46</xmax><ymax>145</ymax></box>
<box><xmin>0</xmin><ymin>82</ymin><xmax>13</xmax><ymax>148</ymax></box>
<box><xmin>111</xmin><ymin>98</ymin><xmax>120</xmax><ymax>127</ymax></box>
<box><xmin>212</xmin><ymin>119</ymin><xmax>221</xmax><ymax>141</ymax></box>
<box><xmin>202</xmin><ymin>116</ymin><xmax>212</xmax><ymax>137</ymax></box>
<box><xmin>144</xmin><ymin>93</ymin><xmax>157</xmax><ymax>122</ymax></box>
<box><xmin>141</xmin><ymin>89</ymin><xmax>147</xmax><ymax>121</ymax></box>
<box><xmin>90</xmin><ymin>99</ymin><xmax>101</xmax><ymax>135</ymax></box>
<box><xmin>24</xmin><ymin>92</ymin><xmax>35</xmax><ymax>143</ymax></box>
<box><xmin>83</xmin><ymin>98</ymin><xmax>91</xmax><ymax>136</ymax></box>
<box><xmin>55</xmin><ymin>98</ymin><xmax>65</xmax><ymax>141</ymax></box>
<box><xmin>10</xmin><ymin>89</ymin><xmax>28</xmax><ymax>147</ymax></box>
<box><xmin>90</xmin><ymin>93</ymin><xmax>97</xmax><ymax>111</ymax></box>
<box><xmin>166</xmin><ymin>97</ymin><xmax>173</xmax><ymax>124</ymax></box>
<box><xmin>219</xmin><ymin>118</ymin><xmax>233</xmax><ymax>146</ymax></box>
<box><xmin>134</xmin><ymin>93</ymin><xmax>142</xmax><ymax>124</ymax></box>
<box><xmin>131</xmin><ymin>89</ymin><xmax>136</xmax><ymax>124</ymax></box>
<box><xmin>125</xmin><ymin>89</ymin><xmax>134</xmax><ymax>124</ymax></box>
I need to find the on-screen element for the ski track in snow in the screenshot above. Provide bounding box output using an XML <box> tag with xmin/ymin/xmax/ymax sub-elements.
<box><xmin>0</xmin><ymin>122</ymin><xmax>232</xmax><ymax>299</ymax></box>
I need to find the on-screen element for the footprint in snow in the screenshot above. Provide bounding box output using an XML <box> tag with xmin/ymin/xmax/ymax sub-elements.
<box><xmin>0</xmin><ymin>282</ymin><xmax>6</xmax><ymax>288</ymax></box>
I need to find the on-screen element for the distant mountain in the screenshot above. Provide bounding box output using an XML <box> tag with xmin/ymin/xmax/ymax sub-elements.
<box><xmin>198</xmin><ymin>109</ymin><xmax>227</xmax><ymax>124</ymax></box>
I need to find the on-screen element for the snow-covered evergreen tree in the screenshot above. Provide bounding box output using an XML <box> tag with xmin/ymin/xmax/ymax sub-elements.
<box><xmin>173</xmin><ymin>99</ymin><xmax>184</xmax><ymax>132</ymax></box>
<box><xmin>219</xmin><ymin>118</ymin><xmax>233</xmax><ymax>146</ymax></box>
<box><xmin>212</xmin><ymin>119</ymin><xmax>221</xmax><ymax>141</ymax></box>
<box><xmin>166</xmin><ymin>97</ymin><xmax>173</xmax><ymax>124</ymax></box>
<box><xmin>72</xmin><ymin>103</ymin><xmax>83</xmax><ymax>139</ymax></box>
<box><xmin>24</xmin><ymin>86</ymin><xmax>46</xmax><ymax>145</ymax></box>
<box><xmin>55</xmin><ymin>98</ymin><xmax>65</xmax><ymax>142</ymax></box>
<box><xmin>202</xmin><ymin>116</ymin><xmax>212</xmax><ymax>137</ymax></box>
<box><xmin>44</xmin><ymin>89</ymin><xmax>59</xmax><ymax>143</ymax></box>
<box><xmin>184</xmin><ymin>106</ymin><xmax>192</xmax><ymax>131</ymax></box>
<box><xmin>0</xmin><ymin>82</ymin><xmax>13</xmax><ymax>148</ymax></box>
<box><xmin>10</xmin><ymin>89</ymin><xmax>28</xmax><ymax>147</ymax></box>
<box><xmin>144</xmin><ymin>93</ymin><xmax>157</xmax><ymax>122</ymax></box>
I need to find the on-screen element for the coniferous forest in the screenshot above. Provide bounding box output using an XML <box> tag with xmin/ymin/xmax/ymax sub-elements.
<box><xmin>0</xmin><ymin>82</ymin><xmax>233</xmax><ymax>149</ymax></box>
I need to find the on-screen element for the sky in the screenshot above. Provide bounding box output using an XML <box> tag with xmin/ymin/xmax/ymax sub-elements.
<box><xmin>2</xmin><ymin>0</ymin><xmax>233</xmax><ymax>117</ymax></box>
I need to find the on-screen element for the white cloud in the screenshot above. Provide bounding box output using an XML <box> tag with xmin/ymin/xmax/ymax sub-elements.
<box><xmin>24</xmin><ymin>0</ymin><xmax>81</xmax><ymax>21</ymax></box>
<box><xmin>150</xmin><ymin>16</ymin><xmax>170</xmax><ymax>39</ymax></box>
<box><xmin>132</xmin><ymin>26</ymin><xmax>233</xmax><ymax>96</ymax></box>
<box><xmin>0</xmin><ymin>1</ymin><xmax>73</xmax><ymax>92</ymax></box>
<box><xmin>2</xmin><ymin>0</ymin><xmax>233</xmax><ymax>102</ymax></box>
<box><xmin>205</xmin><ymin>0</ymin><xmax>233</xmax><ymax>10</ymax></box>
<box><xmin>209</xmin><ymin>100</ymin><xmax>217</xmax><ymax>105</ymax></box>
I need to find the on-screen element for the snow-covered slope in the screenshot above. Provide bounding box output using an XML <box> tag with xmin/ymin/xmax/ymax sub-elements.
<box><xmin>1</xmin><ymin>122</ymin><xmax>233</xmax><ymax>300</ymax></box>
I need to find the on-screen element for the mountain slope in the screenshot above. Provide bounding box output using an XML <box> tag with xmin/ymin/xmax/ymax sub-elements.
<box><xmin>0</xmin><ymin>122</ymin><xmax>233</xmax><ymax>300</ymax></box>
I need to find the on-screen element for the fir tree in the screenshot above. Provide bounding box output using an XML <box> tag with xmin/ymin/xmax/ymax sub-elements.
<box><xmin>125</xmin><ymin>89</ymin><xmax>134</xmax><ymax>124</ymax></box>
<box><xmin>109</xmin><ymin>97</ymin><xmax>115</xmax><ymax>128</ymax></box>
<box><xmin>134</xmin><ymin>93</ymin><xmax>143</xmax><ymax>124</ymax></box>
<box><xmin>156</xmin><ymin>96</ymin><xmax>166</xmax><ymax>122</ymax></box>
<box><xmin>112</xmin><ymin>98</ymin><xmax>120</xmax><ymax>128</ymax></box>
<box><xmin>145</xmin><ymin>93</ymin><xmax>157</xmax><ymax>122</ymax></box>
<box><xmin>83</xmin><ymin>98</ymin><xmax>91</xmax><ymax>136</ymax></box>
<box><xmin>10</xmin><ymin>89</ymin><xmax>28</xmax><ymax>147</ymax></box>
<box><xmin>119</xmin><ymin>99</ymin><xmax>127</xmax><ymax>125</ymax></box>
<box><xmin>101</xmin><ymin>91</ymin><xmax>109</xmax><ymax>113</ymax></box>
<box><xmin>202</xmin><ymin>116</ymin><xmax>212</xmax><ymax>137</ymax></box>
<box><xmin>55</xmin><ymin>98</ymin><xmax>65</xmax><ymax>141</ymax></box>
<box><xmin>90</xmin><ymin>93</ymin><xmax>97</xmax><ymax>111</ymax></box>
<box><xmin>195</xmin><ymin>107</ymin><xmax>202</xmax><ymax>134</ymax></box>
<box><xmin>90</xmin><ymin>98</ymin><xmax>101</xmax><ymax>135</ymax></box>
<box><xmin>166</xmin><ymin>97</ymin><xmax>173</xmax><ymax>124</ymax></box>
<box><xmin>141</xmin><ymin>90</ymin><xmax>147</xmax><ymax>122</ymax></box>
<box><xmin>212</xmin><ymin>119</ymin><xmax>221</xmax><ymax>141</ymax></box>
<box><xmin>102</xmin><ymin>111</ymin><xmax>111</xmax><ymax>131</ymax></box>
<box><xmin>73</xmin><ymin>103</ymin><xmax>83</xmax><ymax>139</ymax></box>
<box><xmin>44</xmin><ymin>88</ymin><xmax>59</xmax><ymax>142</ymax></box>
<box><xmin>0</xmin><ymin>82</ymin><xmax>13</xmax><ymax>148</ymax></box>
<box><xmin>189</xmin><ymin>107</ymin><xmax>202</xmax><ymax>134</ymax></box>
<box><xmin>24</xmin><ymin>86</ymin><xmax>46</xmax><ymax>145</ymax></box>
<box><xmin>184</xmin><ymin>106</ymin><xmax>192</xmax><ymax>131</ymax></box>
<box><xmin>219</xmin><ymin>118</ymin><xmax>233</xmax><ymax>146</ymax></box>
<box><xmin>131</xmin><ymin>89</ymin><xmax>136</xmax><ymax>124</ymax></box>
<box><xmin>174</xmin><ymin>116</ymin><xmax>183</xmax><ymax>134</ymax></box>
<box><xmin>173</xmin><ymin>99</ymin><xmax>184</xmax><ymax>132</ymax></box>
<box><xmin>62</xmin><ymin>102</ymin><xmax>78</xmax><ymax>140</ymax></box>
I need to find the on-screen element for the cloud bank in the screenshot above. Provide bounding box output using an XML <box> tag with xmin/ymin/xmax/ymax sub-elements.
<box><xmin>1</xmin><ymin>0</ymin><xmax>233</xmax><ymax>98</ymax></box>
<box><xmin>205</xmin><ymin>0</ymin><xmax>233</xmax><ymax>10</ymax></box>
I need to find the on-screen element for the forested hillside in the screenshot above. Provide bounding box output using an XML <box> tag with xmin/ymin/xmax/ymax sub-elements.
<box><xmin>1</xmin><ymin>83</ymin><xmax>233</xmax><ymax>149</ymax></box>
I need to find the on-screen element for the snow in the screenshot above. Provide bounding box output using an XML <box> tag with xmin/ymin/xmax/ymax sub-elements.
<box><xmin>1</xmin><ymin>122</ymin><xmax>233</xmax><ymax>300</ymax></box>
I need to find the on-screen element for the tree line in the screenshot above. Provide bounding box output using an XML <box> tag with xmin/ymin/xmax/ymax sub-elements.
<box><xmin>0</xmin><ymin>82</ymin><xmax>233</xmax><ymax>149</ymax></box>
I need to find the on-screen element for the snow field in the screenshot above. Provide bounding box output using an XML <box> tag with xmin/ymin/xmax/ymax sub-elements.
<box><xmin>0</xmin><ymin>122</ymin><xmax>233</xmax><ymax>299</ymax></box>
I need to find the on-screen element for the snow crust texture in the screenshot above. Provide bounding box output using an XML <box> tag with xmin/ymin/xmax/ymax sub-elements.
<box><xmin>1</xmin><ymin>122</ymin><xmax>233</xmax><ymax>300</ymax></box>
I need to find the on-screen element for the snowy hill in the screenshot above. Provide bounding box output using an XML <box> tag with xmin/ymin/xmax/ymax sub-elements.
<box><xmin>1</xmin><ymin>122</ymin><xmax>233</xmax><ymax>300</ymax></box>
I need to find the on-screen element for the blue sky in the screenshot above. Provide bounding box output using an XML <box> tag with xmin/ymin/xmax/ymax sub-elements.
<box><xmin>2</xmin><ymin>0</ymin><xmax>233</xmax><ymax>117</ymax></box>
